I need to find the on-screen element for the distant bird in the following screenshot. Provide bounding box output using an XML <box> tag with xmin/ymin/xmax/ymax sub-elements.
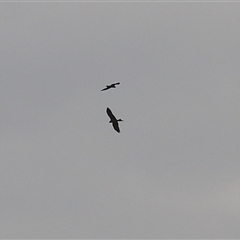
<box><xmin>106</xmin><ymin>107</ymin><xmax>123</xmax><ymax>133</ymax></box>
<box><xmin>101</xmin><ymin>82</ymin><xmax>120</xmax><ymax>91</ymax></box>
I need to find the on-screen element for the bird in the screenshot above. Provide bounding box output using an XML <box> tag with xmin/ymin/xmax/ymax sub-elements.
<box><xmin>101</xmin><ymin>82</ymin><xmax>120</xmax><ymax>91</ymax></box>
<box><xmin>106</xmin><ymin>107</ymin><xmax>123</xmax><ymax>133</ymax></box>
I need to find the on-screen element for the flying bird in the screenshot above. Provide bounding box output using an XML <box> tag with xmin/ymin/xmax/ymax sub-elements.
<box><xmin>106</xmin><ymin>107</ymin><xmax>123</xmax><ymax>133</ymax></box>
<box><xmin>101</xmin><ymin>82</ymin><xmax>120</xmax><ymax>91</ymax></box>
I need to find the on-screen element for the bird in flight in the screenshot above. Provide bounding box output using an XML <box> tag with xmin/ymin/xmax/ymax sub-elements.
<box><xmin>101</xmin><ymin>82</ymin><xmax>120</xmax><ymax>91</ymax></box>
<box><xmin>106</xmin><ymin>107</ymin><xmax>123</xmax><ymax>133</ymax></box>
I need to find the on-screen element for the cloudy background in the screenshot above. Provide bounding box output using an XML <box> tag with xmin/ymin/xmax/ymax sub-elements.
<box><xmin>1</xmin><ymin>2</ymin><xmax>240</xmax><ymax>238</ymax></box>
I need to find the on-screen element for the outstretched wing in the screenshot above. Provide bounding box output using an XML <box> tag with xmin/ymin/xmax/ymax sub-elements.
<box><xmin>112</xmin><ymin>121</ymin><xmax>120</xmax><ymax>133</ymax></box>
<box><xmin>101</xmin><ymin>86</ymin><xmax>110</xmax><ymax>91</ymax></box>
<box><xmin>106</xmin><ymin>108</ymin><xmax>117</xmax><ymax>121</ymax></box>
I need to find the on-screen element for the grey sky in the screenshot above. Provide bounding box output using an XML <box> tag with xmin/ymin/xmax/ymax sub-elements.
<box><xmin>1</xmin><ymin>2</ymin><xmax>240</xmax><ymax>238</ymax></box>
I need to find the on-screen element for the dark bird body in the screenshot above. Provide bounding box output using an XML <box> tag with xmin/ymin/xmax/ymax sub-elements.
<box><xmin>106</xmin><ymin>108</ymin><xmax>123</xmax><ymax>133</ymax></box>
<box><xmin>101</xmin><ymin>82</ymin><xmax>120</xmax><ymax>91</ymax></box>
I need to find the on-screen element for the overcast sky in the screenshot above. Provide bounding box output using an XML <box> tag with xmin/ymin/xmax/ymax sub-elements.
<box><xmin>1</xmin><ymin>2</ymin><xmax>240</xmax><ymax>238</ymax></box>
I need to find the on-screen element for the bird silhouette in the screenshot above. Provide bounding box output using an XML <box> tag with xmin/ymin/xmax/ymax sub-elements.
<box><xmin>106</xmin><ymin>107</ymin><xmax>123</xmax><ymax>133</ymax></box>
<box><xmin>101</xmin><ymin>82</ymin><xmax>120</xmax><ymax>91</ymax></box>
